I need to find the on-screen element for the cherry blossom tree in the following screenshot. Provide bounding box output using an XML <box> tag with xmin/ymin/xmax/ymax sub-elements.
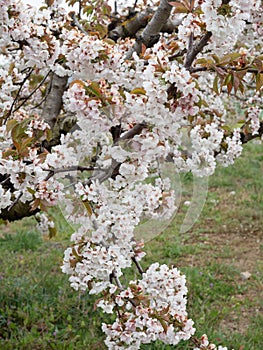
<box><xmin>0</xmin><ymin>0</ymin><xmax>262</xmax><ymax>348</ymax></box>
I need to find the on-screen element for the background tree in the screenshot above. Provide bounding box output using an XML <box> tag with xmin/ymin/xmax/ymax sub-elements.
<box><xmin>0</xmin><ymin>0</ymin><xmax>262</xmax><ymax>349</ymax></box>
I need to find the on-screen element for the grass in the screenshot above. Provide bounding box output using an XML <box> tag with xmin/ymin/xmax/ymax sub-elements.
<box><xmin>0</xmin><ymin>142</ymin><xmax>262</xmax><ymax>349</ymax></box>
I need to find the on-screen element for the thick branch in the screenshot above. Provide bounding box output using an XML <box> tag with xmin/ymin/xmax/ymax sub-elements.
<box><xmin>126</xmin><ymin>0</ymin><xmax>172</xmax><ymax>58</ymax></box>
<box><xmin>41</xmin><ymin>73</ymin><xmax>68</xmax><ymax>128</ymax></box>
<box><xmin>109</xmin><ymin>9</ymin><xmax>180</xmax><ymax>42</ymax></box>
<box><xmin>240</xmin><ymin>121</ymin><xmax>263</xmax><ymax>144</ymax></box>
<box><xmin>109</xmin><ymin>8</ymin><xmax>152</xmax><ymax>41</ymax></box>
<box><xmin>184</xmin><ymin>31</ymin><xmax>212</xmax><ymax>69</ymax></box>
<box><xmin>0</xmin><ymin>200</ymin><xmax>39</xmax><ymax>222</ymax></box>
<box><xmin>119</xmin><ymin>123</ymin><xmax>147</xmax><ymax>142</ymax></box>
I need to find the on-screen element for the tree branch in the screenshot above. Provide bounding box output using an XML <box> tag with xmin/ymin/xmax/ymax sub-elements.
<box><xmin>43</xmin><ymin>165</ymin><xmax>104</xmax><ymax>181</ymax></box>
<box><xmin>240</xmin><ymin>121</ymin><xmax>263</xmax><ymax>144</ymax></box>
<box><xmin>118</xmin><ymin>123</ymin><xmax>147</xmax><ymax>142</ymax></box>
<box><xmin>189</xmin><ymin>66</ymin><xmax>259</xmax><ymax>74</ymax></box>
<box><xmin>41</xmin><ymin>73</ymin><xmax>68</xmax><ymax>128</ymax></box>
<box><xmin>109</xmin><ymin>9</ymin><xmax>180</xmax><ymax>42</ymax></box>
<box><xmin>5</xmin><ymin>67</ymin><xmax>33</xmax><ymax>121</ymax></box>
<box><xmin>132</xmin><ymin>256</ymin><xmax>144</xmax><ymax>275</ymax></box>
<box><xmin>126</xmin><ymin>0</ymin><xmax>172</xmax><ymax>58</ymax></box>
<box><xmin>69</xmin><ymin>12</ymin><xmax>89</xmax><ymax>35</ymax></box>
<box><xmin>184</xmin><ymin>31</ymin><xmax>212</xmax><ymax>69</ymax></box>
<box><xmin>0</xmin><ymin>200</ymin><xmax>39</xmax><ymax>222</ymax></box>
<box><xmin>10</xmin><ymin>69</ymin><xmax>51</xmax><ymax>115</ymax></box>
<box><xmin>109</xmin><ymin>8</ymin><xmax>152</xmax><ymax>41</ymax></box>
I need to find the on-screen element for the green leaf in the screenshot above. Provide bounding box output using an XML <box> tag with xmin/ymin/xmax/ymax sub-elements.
<box><xmin>219</xmin><ymin>53</ymin><xmax>240</xmax><ymax>65</ymax></box>
<box><xmin>27</xmin><ymin>187</ymin><xmax>36</xmax><ymax>195</ymax></box>
<box><xmin>223</xmin><ymin>73</ymin><xmax>232</xmax><ymax>86</ymax></box>
<box><xmin>82</xmin><ymin>200</ymin><xmax>93</xmax><ymax>216</ymax></box>
<box><xmin>72</xmin><ymin>247</ymin><xmax>82</xmax><ymax>262</ymax></box>
<box><xmin>130</xmin><ymin>87</ymin><xmax>146</xmax><ymax>95</ymax></box>
<box><xmin>94</xmin><ymin>23</ymin><xmax>108</xmax><ymax>38</ymax></box>
<box><xmin>213</xmin><ymin>75</ymin><xmax>219</xmax><ymax>94</ymax></box>
<box><xmin>48</xmin><ymin>226</ymin><xmax>57</xmax><ymax>239</ymax></box>
<box><xmin>83</xmin><ymin>5</ymin><xmax>93</xmax><ymax>15</ymax></box>
<box><xmin>211</xmin><ymin>54</ymin><xmax>220</xmax><ymax>64</ymax></box>
<box><xmin>168</xmin><ymin>2</ymin><xmax>189</xmax><ymax>13</ymax></box>
<box><xmin>253</xmin><ymin>58</ymin><xmax>263</xmax><ymax>72</ymax></box>
<box><xmin>6</xmin><ymin>119</ymin><xmax>18</xmax><ymax>133</ymax></box>
<box><xmin>46</xmin><ymin>128</ymin><xmax>53</xmax><ymax>142</ymax></box>
<box><xmin>85</xmin><ymin>81</ymin><xmax>102</xmax><ymax>98</ymax></box>
<box><xmin>255</xmin><ymin>73</ymin><xmax>263</xmax><ymax>91</ymax></box>
<box><xmin>195</xmin><ymin>58</ymin><xmax>208</xmax><ymax>65</ymax></box>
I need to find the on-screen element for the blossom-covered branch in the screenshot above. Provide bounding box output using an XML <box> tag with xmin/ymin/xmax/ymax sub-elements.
<box><xmin>0</xmin><ymin>0</ymin><xmax>262</xmax><ymax>349</ymax></box>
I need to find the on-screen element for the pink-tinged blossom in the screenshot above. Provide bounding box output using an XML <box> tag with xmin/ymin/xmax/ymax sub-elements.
<box><xmin>178</xmin><ymin>13</ymin><xmax>202</xmax><ymax>49</ymax></box>
<box><xmin>193</xmin><ymin>334</ymin><xmax>229</xmax><ymax>350</ymax></box>
<box><xmin>35</xmin><ymin>212</ymin><xmax>55</xmax><ymax>236</ymax></box>
<box><xmin>35</xmin><ymin>179</ymin><xmax>64</xmax><ymax>206</ymax></box>
<box><xmin>102</xmin><ymin>263</ymin><xmax>195</xmax><ymax>348</ymax></box>
<box><xmin>216</xmin><ymin>129</ymin><xmax>243</xmax><ymax>166</ymax></box>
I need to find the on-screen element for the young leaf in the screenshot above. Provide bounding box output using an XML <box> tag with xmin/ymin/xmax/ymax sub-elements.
<box><xmin>130</xmin><ymin>88</ymin><xmax>146</xmax><ymax>95</ymax></box>
<box><xmin>253</xmin><ymin>58</ymin><xmax>263</xmax><ymax>72</ymax></box>
<box><xmin>48</xmin><ymin>226</ymin><xmax>57</xmax><ymax>239</ymax></box>
<box><xmin>86</xmin><ymin>82</ymin><xmax>102</xmax><ymax>98</ymax></box>
<box><xmin>219</xmin><ymin>52</ymin><xmax>240</xmax><ymax>65</ymax></box>
<box><xmin>6</xmin><ymin>119</ymin><xmax>18</xmax><ymax>133</ymax></box>
<box><xmin>255</xmin><ymin>73</ymin><xmax>263</xmax><ymax>91</ymax></box>
<box><xmin>82</xmin><ymin>200</ymin><xmax>93</xmax><ymax>216</ymax></box>
<box><xmin>213</xmin><ymin>75</ymin><xmax>219</xmax><ymax>94</ymax></box>
<box><xmin>168</xmin><ymin>2</ymin><xmax>189</xmax><ymax>13</ymax></box>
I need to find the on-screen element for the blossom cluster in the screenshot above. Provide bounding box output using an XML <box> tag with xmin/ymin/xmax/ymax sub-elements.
<box><xmin>102</xmin><ymin>263</ymin><xmax>195</xmax><ymax>349</ymax></box>
<box><xmin>62</xmin><ymin>178</ymin><xmax>176</xmax><ymax>293</ymax></box>
<box><xmin>193</xmin><ymin>334</ymin><xmax>228</xmax><ymax>350</ymax></box>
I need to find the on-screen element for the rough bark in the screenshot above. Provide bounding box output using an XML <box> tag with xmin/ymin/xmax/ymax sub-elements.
<box><xmin>126</xmin><ymin>0</ymin><xmax>173</xmax><ymax>58</ymax></box>
<box><xmin>184</xmin><ymin>31</ymin><xmax>212</xmax><ymax>70</ymax></box>
<box><xmin>41</xmin><ymin>73</ymin><xmax>68</xmax><ymax>128</ymax></box>
<box><xmin>0</xmin><ymin>201</ymin><xmax>39</xmax><ymax>222</ymax></box>
<box><xmin>108</xmin><ymin>9</ymin><xmax>180</xmax><ymax>42</ymax></box>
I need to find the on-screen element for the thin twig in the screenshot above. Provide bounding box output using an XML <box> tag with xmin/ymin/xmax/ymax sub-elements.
<box><xmin>189</xmin><ymin>66</ymin><xmax>259</xmax><ymax>74</ymax></box>
<box><xmin>132</xmin><ymin>256</ymin><xmax>144</xmax><ymax>275</ymax></box>
<box><xmin>78</xmin><ymin>0</ymin><xmax>81</xmax><ymax>20</ymax></box>
<box><xmin>70</xmin><ymin>12</ymin><xmax>89</xmax><ymax>35</ymax></box>
<box><xmin>133</xmin><ymin>0</ymin><xmax>138</xmax><ymax>10</ymax></box>
<box><xmin>6</xmin><ymin>67</ymin><xmax>34</xmax><ymax>120</ymax></box>
<box><xmin>43</xmin><ymin>165</ymin><xmax>103</xmax><ymax>181</ymax></box>
<box><xmin>111</xmin><ymin>269</ymin><xmax>123</xmax><ymax>290</ymax></box>
<box><xmin>12</xmin><ymin>70</ymin><xmax>51</xmax><ymax>113</ymax></box>
<box><xmin>0</xmin><ymin>175</ymin><xmax>11</xmax><ymax>185</ymax></box>
<box><xmin>169</xmin><ymin>48</ymin><xmax>187</xmax><ymax>61</ymax></box>
<box><xmin>8</xmin><ymin>191</ymin><xmax>23</xmax><ymax>211</ymax></box>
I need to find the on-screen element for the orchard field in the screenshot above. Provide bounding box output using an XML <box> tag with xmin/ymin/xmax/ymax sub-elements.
<box><xmin>0</xmin><ymin>142</ymin><xmax>262</xmax><ymax>350</ymax></box>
